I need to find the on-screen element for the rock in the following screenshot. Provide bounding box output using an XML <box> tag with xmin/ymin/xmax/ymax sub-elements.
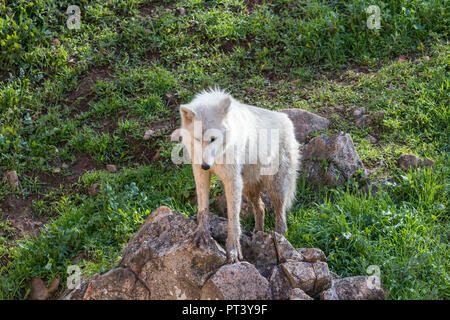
<box><xmin>120</xmin><ymin>206</ymin><xmax>227</xmax><ymax>299</ymax></box>
<box><xmin>301</xmin><ymin>133</ymin><xmax>366</xmax><ymax>187</ymax></box>
<box><xmin>289</xmin><ymin>288</ymin><xmax>313</xmax><ymax>300</ymax></box>
<box><xmin>270</xmin><ymin>266</ymin><xmax>292</xmax><ymax>300</ymax></box>
<box><xmin>83</xmin><ymin>268</ymin><xmax>150</xmax><ymax>300</ymax></box>
<box><xmin>313</xmin><ymin>262</ymin><xmax>332</xmax><ymax>293</ymax></box>
<box><xmin>209</xmin><ymin>213</ymin><xmax>230</xmax><ymax>245</ymax></box>
<box><xmin>397</xmin><ymin>154</ymin><xmax>435</xmax><ymax>171</ymax></box>
<box><xmin>353</xmin><ymin>108</ymin><xmax>385</xmax><ymax>128</ymax></box>
<box><xmin>320</xmin><ymin>276</ymin><xmax>387</xmax><ymax>300</ymax></box>
<box><xmin>29</xmin><ymin>277</ymin><xmax>60</xmax><ymax>300</ymax></box>
<box><xmin>371</xmin><ymin>111</ymin><xmax>385</xmax><ymax>122</ymax></box>
<box><xmin>143</xmin><ymin>129</ymin><xmax>155</xmax><ymax>141</ymax></box>
<box><xmin>209</xmin><ymin>216</ymin><xmax>277</xmax><ymax>278</ymax></box>
<box><xmin>297</xmin><ymin>248</ymin><xmax>327</xmax><ymax>263</ymax></box>
<box><xmin>106</xmin><ymin>164</ymin><xmax>117</xmax><ymax>173</ymax></box>
<box><xmin>200</xmin><ymin>262</ymin><xmax>271</xmax><ymax>300</ymax></box>
<box><xmin>177</xmin><ymin>7</ymin><xmax>186</xmax><ymax>16</ymax></box>
<box><xmin>4</xmin><ymin>170</ymin><xmax>19</xmax><ymax>191</ymax></box>
<box><xmin>397</xmin><ymin>154</ymin><xmax>419</xmax><ymax>170</ymax></box>
<box><xmin>355</xmin><ymin>115</ymin><xmax>370</xmax><ymax>127</ymax></box>
<box><xmin>352</xmin><ymin>107</ymin><xmax>366</xmax><ymax>118</ymax></box>
<box><xmin>88</xmin><ymin>183</ymin><xmax>99</xmax><ymax>197</ymax></box>
<box><xmin>64</xmin><ymin>206</ymin><xmax>388</xmax><ymax>300</ymax></box>
<box><xmin>423</xmin><ymin>158</ymin><xmax>435</xmax><ymax>167</ymax></box>
<box><xmin>62</xmin><ymin>163</ymin><xmax>69</xmax><ymax>169</ymax></box>
<box><xmin>279</xmin><ymin>109</ymin><xmax>330</xmax><ymax>143</ymax></box>
<box><xmin>367</xmin><ymin>135</ymin><xmax>378</xmax><ymax>144</ymax></box>
<box><xmin>281</xmin><ymin>262</ymin><xmax>316</xmax><ymax>295</ymax></box>
<box><xmin>63</xmin><ymin>280</ymin><xmax>90</xmax><ymax>300</ymax></box>
<box><xmin>241</xmin><ymin>232</ymin><xmax>278</xmax><ymax>278</ymax></box>
<box><xmin>280</xmin><ymin>261</ymin><xmax>331</xmax><ymax>296</ymax></box>
<box><xmin>273</xmin><ymin>232</ymin><xmax>304</xmax><ymax>263</ymax></box>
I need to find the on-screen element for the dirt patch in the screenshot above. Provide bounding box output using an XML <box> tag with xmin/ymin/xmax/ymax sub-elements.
<box><xmin>1</xmin><ymin>194</ymin><xmax>46</xmax><ymax>239</ymax></box>
<box><xmin>220</xmin><ymin>35</ymin><xmax>254</xmax><ymax>54</ymax></box>
<box><xmin>32</xmin><ymin>153</ymin><xmax>100</xmax><ymax>189</ymax></box>
<box><xmin>317</xmin><ymin>105</ymin><xmax>347</xmax><ymax>118</ymax></box>
<box><xmin>139</xmin><ymin>1</ymin><xmax>175</xmax><ymax>16</ymax></box>
<box><xmin>0</xmin><ymin>153</ymin><xmax>100</xmax><ymax>249</ymax></box>
<box><xmin>146</xmin><ymin>49</ymin><xmax>162</xmax><ymax>62</ymax></box>
<box><xmin>350</xmin><ymin>64</ymin><xmax>370</xmax><ymax>74</ymax></box>
<box><xmin>127</xmin><ymin>118</ymin><xmax>176</xmax><ymax>164</ymax></box>
<box><xmin>68</xmin><ymin>67</ymin><xmax>113</xmax><ymax>117</ymax></box>
<box><xmin>244</xmin><ymin>0</ymin><xmax>270</xmax><ymax>12</ymax></box>
<box><xmin>98</xmin><ymin>118</ymin><xmax>118</xmax><ymax>134</ymax></box>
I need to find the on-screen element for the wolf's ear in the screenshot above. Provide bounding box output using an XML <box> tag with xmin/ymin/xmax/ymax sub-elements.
<box><xmin>220</xmin><ymin>96</ymin><xmax>231</xmax><ymax>115</ymax></box>
<box><xmin>180</xmin><ymin>104</ymin><xmax>196</xmax><ymax>124</ymax></box>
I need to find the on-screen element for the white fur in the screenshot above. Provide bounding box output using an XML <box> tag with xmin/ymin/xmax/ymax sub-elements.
<box><xmin>180</xmin><ymin>87</ymin><xmax>299</xmax><ymax>263</ymax></box>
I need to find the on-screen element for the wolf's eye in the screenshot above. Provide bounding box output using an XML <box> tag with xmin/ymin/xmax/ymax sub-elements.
<box><xmin>210</xmin><ymin>137</ymin><xmax>216</xmax><ymax>143</ymax></box>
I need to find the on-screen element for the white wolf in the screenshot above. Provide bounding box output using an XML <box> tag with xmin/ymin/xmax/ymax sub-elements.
<box><xmin>179</xmin><ymin>87</ymin><xmax>299</xmax><ymax>263</ymax></box>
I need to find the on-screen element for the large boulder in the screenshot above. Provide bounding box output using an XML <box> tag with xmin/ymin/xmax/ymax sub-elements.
<box><xmin>119</xmin><ymin>206</ymin><xmax>227</xmax><ymax>299</ymax></box>
<box><xmin>200</xmin><ymin>262</ymin><xmax>271</xmax><ymax>300</ymax></box>
<box><xmin>320</xmin><ymin>276</ymin><xmax>387</xmax><ymax>300</ymax></box>
<box><xmin>279</xmin><ymin>109</ymin><xmax>329</xmax><ymax>143</ymax></box>
<box><xmin>301</xmin><ymin>132</ymin><xmax>366</xmax><ymax>187</ymax></box>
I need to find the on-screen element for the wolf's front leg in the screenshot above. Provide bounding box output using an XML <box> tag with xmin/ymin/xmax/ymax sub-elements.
<box><xmin>224</xmin><ymin>175</ymin><xmax>244</xmax><ymax>263</ymax></box>
<box><xmin>193</xmin><ymin>164</ymin><xmax>211</xmax><ymax>248</ymax></box>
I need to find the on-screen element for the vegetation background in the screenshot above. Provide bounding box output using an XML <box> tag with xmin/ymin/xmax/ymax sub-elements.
<box><xmin>0</xmin><ymin>0</ymin><xmax>448</xmax><ymax>299</ymax></box>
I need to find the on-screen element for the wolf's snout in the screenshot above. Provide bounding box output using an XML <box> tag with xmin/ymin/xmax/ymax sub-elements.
<box><xmin>201</xmin><ymin>163</ymin><xmax>210</xmax><ymax>170</ymax></box>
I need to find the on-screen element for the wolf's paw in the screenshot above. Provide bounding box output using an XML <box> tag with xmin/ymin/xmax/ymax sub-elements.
<box><xmin>193</xmin><ymin>227</ymin><xmax>211</xmax><ymax>249</ymax></box>
<box><xmin>226</xmin><ymin>247</ymin><xmax>243</xmax><ymax>264</ymax></box>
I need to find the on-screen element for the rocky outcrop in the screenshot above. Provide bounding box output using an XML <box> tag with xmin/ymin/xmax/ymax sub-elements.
<box><xmin>279</xmin><ymin>109</ymin><xmax>330</xmax><ymax>143</ymax></box>
<box><xmin>65</xmin><ymin>206</ymin><xmax>387</xmax><ymax>300</ymax></box>
<box><xmin>301</xmin><ymin>132</ymin><xmax>366</xmax><ymax>187</ymax></box>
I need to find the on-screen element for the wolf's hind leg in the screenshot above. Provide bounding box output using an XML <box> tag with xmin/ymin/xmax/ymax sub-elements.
<box><xmin>268</xmin><ymin>182</ymin><xmax>289</xmax><ymax>235</ymax></box>
<box><xmin>244</xmin><ymin>184</ymin><xmax>265</xmax><ymax>233</ymax></box>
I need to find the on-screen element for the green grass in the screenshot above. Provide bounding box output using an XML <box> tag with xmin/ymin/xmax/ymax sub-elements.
<box><xmin>0</xmin><ymin>0</ymin><xmax>448</xmax><ymax>299</ymax></box>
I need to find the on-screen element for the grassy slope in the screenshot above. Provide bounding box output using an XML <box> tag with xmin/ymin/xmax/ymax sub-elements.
<box><xmin>0</xmin><ymin>0</ymin><xmax>448</xmax><ymax>299</ymax></box>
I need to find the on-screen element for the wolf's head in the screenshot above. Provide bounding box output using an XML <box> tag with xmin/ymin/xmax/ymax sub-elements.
<box><xmin>179</xmin><ymin>88</ymin><xmax>232</xmax><ymax>170</ymax></box>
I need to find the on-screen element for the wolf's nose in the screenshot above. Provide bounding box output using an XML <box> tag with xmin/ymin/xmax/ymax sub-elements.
<box><xmin>201</xmin><ymin>163</ymin><xmax>210</xmax><ymax>170</ymax></box>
